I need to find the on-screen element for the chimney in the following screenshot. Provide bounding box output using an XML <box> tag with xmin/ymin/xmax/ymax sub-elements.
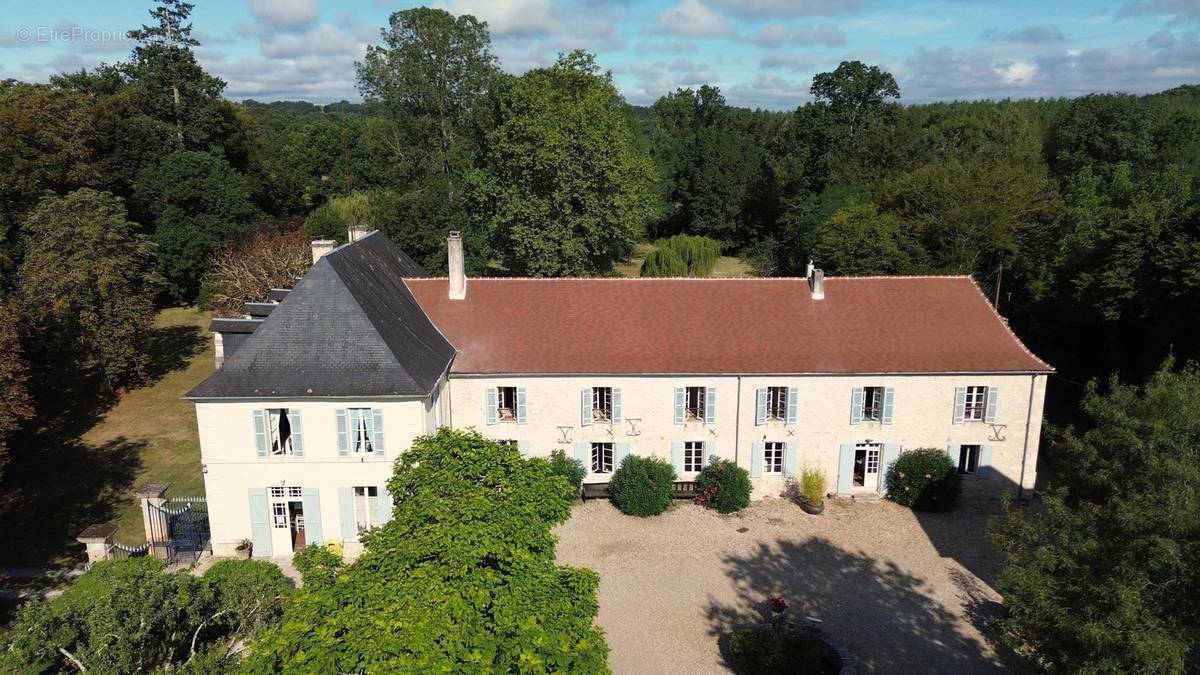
<box><xmin>447</xmin><ymin>231</ymin><xmax>466</xmax><ymax>300</ymax></box>
<box><xmin>347</xmin><ymin>225</ymin><xmax>369</xmax><ymax>243</ymax></box>
<box><xmin>311</xmin><ymin>239</ymin><xmax>336</xmax><ymax>264</ymax></box>
<box><xmin>810</xmin><ymin>269</ymin><xmax>825</xmax><ymax>300</ymax></box>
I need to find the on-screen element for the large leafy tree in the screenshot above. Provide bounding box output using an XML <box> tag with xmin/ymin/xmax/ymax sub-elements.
<box><xmin>809</xmin><ymin>60</ymin><xmax>900</xmax><ymax>144</ymax></box>
<box><xmin>1048</xmin><ymin>94</ymin><xmax>1155</xmax><ymax>178</ymax></box>
<box><xmin>0</xmin><ymin>301</ymin><xmax>33</xmax><ymax>479</ymax></box>
<box><xmin>992</xmin><ymin>363</ymin><xmax>1200</xmax><ymax>673</ymax></box>
<box><xmin>469</xmin><ymin>51</ymin><xmax>655</xmax><ymax>276</ymax></box>
<box><xmin>135</xmin><ymin>151</ymin><xmax>260</xmax><ymax>301</ymax></box>
<box><xmin>242</xmin><ymin>428</ymin><xmax>608</xmax><ymax>672</ymax></box>
<box><xmin>17</xmin><ymin>189</ymin><xmax>159</xmax><ymax>389</ymax></box>
<box><xmin>810</xmin><ymin>203</ymin><xmax>912</xmax><ymax>276</ymax></box>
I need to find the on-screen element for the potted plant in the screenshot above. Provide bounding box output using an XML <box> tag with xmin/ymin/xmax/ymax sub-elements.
<box><xmin>234</xmin><ymin>538</ymin><xmax>253</xmax><ymax>560</ymax></box>
<box><xmin>799</xmin><ymin>468</ymin><xmax>827</xmax><ymax>515</ymax></box>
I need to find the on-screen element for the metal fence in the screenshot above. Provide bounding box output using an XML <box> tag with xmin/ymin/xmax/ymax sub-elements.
<box><xmin>148</xmin><ymin>497</ymin><xmax>211</xmax><ymax>564</ymax></box>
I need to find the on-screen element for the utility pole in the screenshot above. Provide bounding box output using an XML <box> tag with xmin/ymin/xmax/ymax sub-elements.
<box><xmin>994</xmin><ymin>261</ymin><xmax>1003</xmax><ymax>309</ymax></box>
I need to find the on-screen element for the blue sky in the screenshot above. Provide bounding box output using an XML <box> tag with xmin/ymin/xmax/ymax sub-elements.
<box><xmin>1</xmin><ymin>0</ymin><xmax>1197</xmax><ymax>109</ymax></box>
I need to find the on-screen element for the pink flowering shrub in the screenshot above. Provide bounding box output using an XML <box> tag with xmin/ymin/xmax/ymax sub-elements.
<box><xmin>884</xmin><ymin>448</ymin><xmax>961</xmax><ymax>511</ymax></box>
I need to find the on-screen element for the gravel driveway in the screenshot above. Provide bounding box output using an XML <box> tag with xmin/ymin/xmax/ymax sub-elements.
<box><xmin>555</xmin><ymin>497</ymin><xmax>1022</xmax><ymax>674</ymax></box>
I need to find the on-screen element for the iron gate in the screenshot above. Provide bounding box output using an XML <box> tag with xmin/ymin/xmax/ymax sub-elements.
<box><xmin>148</xmin><ymin>497</ymin><xmax>211</xmax><ymax>563</ymax></box>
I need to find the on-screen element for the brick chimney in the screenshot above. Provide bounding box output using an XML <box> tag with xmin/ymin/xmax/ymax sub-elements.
<box><xmin>347</xmin><ymin>226</ymin><xmax>369</xmax><ymax>243</ymax></box>
<box><xmin>448</xmin><ymin>231</ymin><xmax>466</xmax><ymax>300</ymax></box>
<box><xmin>311</xmin><ymin>239</ymin><xmax>336</xmax><ymax>264</ymax></box>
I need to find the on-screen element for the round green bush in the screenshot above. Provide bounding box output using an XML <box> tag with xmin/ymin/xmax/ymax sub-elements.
<box><xmin>695</xmin><ymin>458</ymin><xmax>752</xmax><ymax>513</ymax></box>
<box><xmin>884</xmin><ymin>447</ymin><xmax>961</xmax><ymax>511</ymax></box>
<box><xmin>728</xmin><ymin>625</ymin><xmax>840</xmax><ymax>674</ymax></box>
<box><xmin>547</xmin><ymin>448</ymin><xmax>587</xmax><ymax>491</ymax></box>
<box><xmin>610</xmin><ymin>454</ymin><xmax>676</xmax><ymax>516</ymax></box>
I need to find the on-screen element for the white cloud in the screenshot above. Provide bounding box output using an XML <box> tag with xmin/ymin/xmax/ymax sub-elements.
<box><xmin>751</xmin><ymin>23</ymin><xmax>844</xmax><ymax>47</ymax></box>
<box><xmin>656</xmin><ymin>0</ymin><xmax>735</xmax><ymax>38</ymax></box>
<box><xmin>993</xmin><ymin>60</ymin><xmax>1036</xmax><ymax>85</ymax></box>
<box><xmin>248</xmin><ymin>0</ymin><xmax>319</xmax><ymax>29</ymax></box>
<box><xmin>440</xmin><ymin>0</ymin><xmax>561</xmax><ymax>37</ymax></box>
<box><xmin>260</xmin><ymin>24</ymin><xmax>358</xmax><ymax>59</ymax></box>
<box><xmin>709</xmin><ymin>0</ymin><xmax>862</xmax><ymax>18</ymax></box>
<box><xmin>759</xmin><ymin>50</ymin><xmax>823</xmax><ymax>70</ymax></box>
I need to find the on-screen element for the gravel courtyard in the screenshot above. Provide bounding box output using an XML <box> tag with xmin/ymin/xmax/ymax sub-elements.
<box><xmin>555</xmin><ymin>497</ymin><xmax>1023</xmax><ymax>674</ymax></box>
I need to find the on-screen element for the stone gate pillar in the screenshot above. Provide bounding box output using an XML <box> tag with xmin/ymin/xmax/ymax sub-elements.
<box><xmin>136</xmin><ymin>482</ymin><xmax>171</xmax><ymax>558</ymax></box>
<box><xmin>76</xmin><ymin>523</ymin><xmax>116</xmax><ymax>565</ymax></box>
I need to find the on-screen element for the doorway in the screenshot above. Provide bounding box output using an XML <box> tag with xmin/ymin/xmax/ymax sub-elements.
<box><xmin>269</xmin><ymin>486</ymin><xmax>304</xmax><ymax>555</ymax></box>
<box><xmin>853</xmin><ymin>442</ymin><xmax>882</xmax><ymax>490</ymax></box>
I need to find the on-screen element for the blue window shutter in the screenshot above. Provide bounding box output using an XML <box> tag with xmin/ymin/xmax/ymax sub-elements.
<box><xmin>705</xmin><ymin>441</ymin><xmax>716</xmax><ymax>467</ymax></box>
<box><xmin>518</xmin><ymin>440</ymin><xmax>531</xmax><ymax>458</ymax></box>
<box><xmin>574</xmin><ymin>442</ymin><xmax>590</xmax><ymax>470</ymax></box>
<box><xmin>612</xmin><ymin>388</ymin><xmax>623</xmax><ymax>423</ymax></box>
<box><xmin>785</xmin><ymin>442</ymin><xmax>798</xmax><ymax>478</ymax></box>
<box><xmin>615</xmin><ymin>443</ymin><xmax>630</xmax><ymax>468</ymax></box>
<box><xmin>303</xmin><ymin>488</ymin><xmax>322</xmax><ymax>545</ymax></box>
<box><xmin>288</xmin><ymin>409</ymin><xmax>304</xmax><ymax>457</ymax></box>
<box><xmin>247</xmin><ymin>488</ymin><xmax>272</xmax><ymax>557</ymax></box>
<box><xmin>985</xmin><ymin>387</ymin><xmax>999</xmax><ymax>424</ymax></box>
<box><xmin>837</xmin><ymin>444</ymin><xmax>855</xmax><ymax>495</ymax></box>
<box><xmin>516</xmin><ymin>388</ymin><xmax>528</xmax><ymax>424</ymax></box>
<box><xmin>953</xmin><ymin>387</ymin><xmax>967</xmax><ymax>424</ymax></box>
<box><xmin>979</xmin><ymin>445</ymin><xmax>994</xmax><ymax>478</ymax></box>
<box><xmin>252</xmin><ymin>410</ymin><xmax>267</xmax><ymax>458</ymax></box>
<box><xmin>880</xmin><ymin>445</ymin><xmax>900</xmax><ymax>494</ymax></box>
<box><xmin>751</xmin><ymin>441</ymin><xmax>764</xmax><ymax>478</ymax></box>
<box><xmin>786</xmin><ymin>387</ymin><xmax>798</xmax><ymax>425</ymax></box>
<box><xmin>672</xmin><ymin>441</ymin><xmax>684</xmax><ymax>473</ymax></box>
<box><xmin>755</xmin><ymin>388</ymin><xmax>767</xmax><ymax>425</ymax></box>
<box><xmin>580</xmin><ymin>389</ymin><xmax>592</xmax><ymax>427</ymax></box>
<box><xmin>850</xmin><ymin>388</ymin><xmax>865</xmax><ymax>425</ymax></box>
<box><xmin>378</xmin><ymin>485</ymin><xmax>393</xmax><ymax>524</ymax></box>
<box><xmin>704</xmin><ymin>387</ymin><xmax>716</xmax><ymax>424</ymax></box>
<box><xmin>372</xmin><ymin>409</ymin><xmax>386</xmax><ymax>458</ymax></box>
<box><xmin>674</xmin><ymin>388</ymin><xmax>685</xmax><ymax>424</ymax></box>
<box><xmin>882</xmin><ymin>387</ymin><xmax>895</xmax><ymax>425</ymax></box>
<box><xmin>338</xmin><ymin>487</ymin><xmax>356</xmax><ymax>539</ymax></box>
<box><xmin>336</xmin><ymin>409</ymin><xmax>349</xmax><ymax>456</ymax></box>
<box><xmin>485</xmin><ymin>387</ymin><xmax>497</xmax><ymax>425</ymax></box>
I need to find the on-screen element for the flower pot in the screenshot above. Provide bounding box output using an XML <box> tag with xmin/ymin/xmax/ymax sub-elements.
<box><xmin>799</xmin><ymin>500</ymin><xmax>825</xmax><ymax>515</ymax></box>
<box><xmin>235</xmin><ymin>547</ymin><xmax>252</xmax><ymax>560</ymax></box>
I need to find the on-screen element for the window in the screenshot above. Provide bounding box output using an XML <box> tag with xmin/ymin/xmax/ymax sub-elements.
<box><xmin>958</xmin><ymin>445</ymin><xmax>980</xmax><ymax>475</ymax></box>
<box><xmin>684</xmin><ymin>441</ymin><xmax>705</xmax><ymax>472</ymax></box>
<box><xmin>764</xmin><ymin>442</ymin><xmax>784</xmax><ymax>474</ymax></box>
<box><xmin>497</xmin><ymin>386</ymin><xmax>518</xmax><ymax>421</ymax></box>
<box><xmin>591</xmin><ymin>442</ymin><xmax>613</xmax><ymax>473</ymax></box>
<box><xmin>964</xmin><ymin>386</ymin><xmax>988</xmax><ymax>421</ymax></box>
<box><xmin>592</xmin><ymin>387</ymin><xmax>613</xmax><ymax>422</ymax></box>
<box><xmin>861</xmin><ymin>387</ymin><xmax>884</xmax><ymax>422</ymax></box>
<box><xmin>497</xmin><ymin>439</ymin><xmax>517</xmax><ymax>448</ymax></box>
<box><xmin>347</xmin><ymin>408</ymin><xmax>375</xmax><ymax>453</ymax></box>
<box><xmin>353</xmin><ymin>486</ymin><xmax>381</xmax><ymax>532</ymax></box>
<box><xmin>684</xmin><ymin>387</ymin><xmax>706</xmax><ymax>421</ymax></box>
<box><xmin>269</xmin><ymin>486</ymin><xmax>302</xmax><ymax>498</ymax></box>
<box><xmin>766</xmin><ymin>387</ymin><xmax>787</xmax><ymax>421</ymax></box>
<box><xmin>267</xmin><ymin>409</ymin><xmax>293</xmax><ymax>455</ymax></box>
<box><xmin>271</xmin><ymin>502</ymin><xmax>288</xmax><ymax>528</ymax></box>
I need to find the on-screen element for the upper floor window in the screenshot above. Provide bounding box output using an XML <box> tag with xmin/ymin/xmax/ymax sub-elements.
<box><xmin>497</xmin><ymin>386</ymin><xmax>518</xmax><ymax>421</ymax></box>
<box><xmin>684</xmin><ymin>441</ymin><xmax>705</xmax><ymax>473</ymax></box>
<box><xmin>592</xmin><ymin>387</ymin><xmax>613</xmax><ymax>422</ymax></box>
<box><xmin>963</xmin><ymin>386</ymin><xmax>988</xmax><ymax>422</ymax></box>
<box><xmin>861</xmin><ymin>386</ymin><xmax>884</xmax><ymax>422</ymax></box>
<box><xmin>348</xmin><ymin>408</ymin><xmax>376</xmax><ymax>453</ymax></box>
<box><xmin>267</xmin><ymin>409</ymin><xmax>293</xmax><ymax>455</ymax></box>
<box><xmin>766</xmin><ymin>387</ymin><xmax>788</xmax><ymax>421</ymax></box>
<box><xmin>685</xmin><ymin>387</ymin><xmax>706</xmax><ymax>420</ymax></box>
<box><xmin>591</xmin><ymin>442</ymin><xmax>613</xmax><ymax>473</ymax></box>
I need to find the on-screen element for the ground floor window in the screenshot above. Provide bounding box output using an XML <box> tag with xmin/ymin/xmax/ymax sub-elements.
<box><xmin>684</xmin><ymin>441</ymin><xmax>705</xmax><ymax>472</ymax></box>
<box><xmin>957</xmin><ymin>444</ymin><xmax>980</xmax><ymax>475</ymax></box>
<box><xmin>271</xmin><ymin>502</ymin><xmax>288</xmax><ymax>528</ymax></box>
<box><xmin>591</xmin><ymin>442</ymin><xmax>613</xmax><ymax>473</ymax></box>
<box><xmin>764</xmin><ymin>442</ymin><xmax>784</xmax><ymax>474</ymax></box>
<box><xmin>353</xmin><ymin>486</ymin><xmax>380</xmax><ymax>532</ymax></box>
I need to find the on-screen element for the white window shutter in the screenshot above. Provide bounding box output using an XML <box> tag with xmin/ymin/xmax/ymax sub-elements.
<box><xmin>784</xmin><ymin>442</ymin><xmax>797</xmax><ymax>478</ymax></box>
<box><xmin>979</xmin><ymin>445</ymin><xmax>994</xmax><ymax>478</ymax></box>
<box><xmin>953</xmin><ymin>387</ymin><xmax>967</xmax><ymax>424</ymax></box>
<box><xmin>338</xmin><ymin>487</ymin><xmax>356</xmax><ymax>539</ymax></box>
<box><xmin>372</xmin><ymin>409</ymin><xmax>386</xmax><ymax>458</ymax></box>
<box><xmin>850</xmin><ymin>388</ymin><xmax>865</xmax><ymax>425</ymax></box>
<box><xmin>881</xmin><ymin>387</ymin><xmax>895</xmax><ymax>425</ymax></box>
<box><xmin>786</xmin><ymin>387</ymin><xmax>798</xmax><ymax>425</ymax></box>
<box><xmin>751</xmin><ymin>441</ymin><xmax>764</xmax><ymax>478</ymax></box>
<box><xmin>574</xmin><ymin>442</ymin><xmax>590</xmax><ymax>470</ymax></box>
<box><xmin>671</xmin><ymin>441</ymin><xmax>683</xmax><ymax>474</ymax></box>
<box><xmin>704</xmin><ymin>386</ymin><xmax>716</xmax><ymax>424</ymax></box>
<box><xmin>984</xmin><ymin>387</ymin><xmax>998</xmax><ymax>424</ymax></box>
<box><xmin>705</xmin><ymin>441</ymin><xmax>715</xmax><ymax>467</ymax></box>
<box><xmin>336</xmin><ymin>409</ymin><xmax>349</xmax><ymax>456</ymax></box>
<box><xmin>516</xmin><ymin>387</ymin><xmax>528</xmax><ymax>424</ymax></box>
<box><xmin>302</xmin><ymin>488</ymin><xmax>322</xmax><ymax>545</ymax></box>
<box><xmin>615</xmin><ymin>443</ymin><xmax>630</xmax><ymax>468</ymax></box>
<box><xmin>378</xmin><ymin>485</ymin><xmax>393</xmax><ymax>524</ymax></box>
<box><xmin>247</xmin><ymin>488</ymin><xmax>271</xmax><ymax>556</ymax></box>
<box><xmin>673</xmin><ymin>388</ymin><xmax>685</xmax><ymax>424</ymax></box>
<box><xmin>580</xmin><ymin>389</ymin><xmax>592</xmax><ymax>427</ymax></box>
<box><xmin>485</xmin><ymin>387</ymin><xmax>498</xmax><ymax>425</ymax></box>
<box><xmin>612</xmin><ymin>388</ymin><xmax>623</xmax><ymax>423</ymax></box>
<box><xmin>288</xmin><ymin>409</ymin><xmax>304</xmax><ymax>457</ymax></box>
<box><xmin>755</xmin><ymin>388</ymin><xmax>767</xmax><ymax>425</ymax></box>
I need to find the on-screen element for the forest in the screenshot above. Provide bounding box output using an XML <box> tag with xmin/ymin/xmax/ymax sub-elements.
<box><xmin>1</xmin><ymin>0</ymin><xmax>1199</xmax><ymax>478</ymax></box>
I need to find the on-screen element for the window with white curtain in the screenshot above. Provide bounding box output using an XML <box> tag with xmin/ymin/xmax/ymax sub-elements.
<box><xmin>267</xmin><ymin>409</ymin><xmax>293</xmax><ymax>455</ymax></box>
<box><xmin>347</xmin><ymin>408</ymin><xmax>375</xmax><ymax>453</ymax></box>
<box><xmin>353</xmin><ymin>486</ymin><xmax>380</xmax><ymax>532</ymax></box>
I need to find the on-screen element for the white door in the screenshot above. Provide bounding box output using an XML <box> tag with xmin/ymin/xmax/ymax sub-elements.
<box><xmin>854</xmin><ymin>442</ymin><xmax>882</xmax><ymax>490</ymax></box>
<box><xmin>268</xmin><ymin>486</ymin><xmax>303</xmax><ymax>556</ymax></box>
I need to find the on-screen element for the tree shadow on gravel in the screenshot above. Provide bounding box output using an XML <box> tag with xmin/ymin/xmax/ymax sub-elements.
<box><xmin>706</xmin><ymin>537</ymin><xmax>1021</xmax><ymax>674</ymax></box>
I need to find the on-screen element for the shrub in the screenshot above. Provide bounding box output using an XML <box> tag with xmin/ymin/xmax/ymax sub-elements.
<box><xmin>728</xmin><ymin>626</ymin><xmax>839</xmax><ymax>675</ymax></box>
<box><xmin>292</xmin><ymin>544</ymin><xmax>344</xmax><ymax>590</ymax></box>
<box><xmin>885</xmin><ymin>447</ymin><xmax>961</xmax><ymax>511</ymax></box>
<box><xmin>659</xmin><ymin>234</ymin><xmax>721</xmax><ymax>276</ymax></box>
<box><xmin>203</xmin><ymin>560</ymin><xmax>296</xmax><ymax>638</ymax></box>
<box><xmin>695</xmin><ymin>458</ymin><xmax>752</xmax><ymax>513</ymax></box>
<box><xmin>798</xmin><ymin>468</ymin><xmax>827</xmax><ymax>505</ymax></box>
<box><xmin>548</xmin><ymin>448</ymin><xmax>586</xmax><ymax>491</ymax></box>
<box><xmin>640</xmin><ymin>246</ymin><xmax>687</xmax><ymax>277</ymax></box>
<box><xmin>610</xmin><ymin>454</ymin><xmax>676</xmax><ymax>516</ymax></box>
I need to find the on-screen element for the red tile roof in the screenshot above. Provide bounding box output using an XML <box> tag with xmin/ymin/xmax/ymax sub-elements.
<box><xmin>404</xmin><ymin>276</ymin><xmax>1052</xmax><ymax>375</ymax></box>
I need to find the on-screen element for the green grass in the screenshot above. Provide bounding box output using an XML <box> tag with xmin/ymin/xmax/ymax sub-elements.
<box><xmin>0</xmin><ymin>308</ymin><xmax>212</xmax><ymax>566</ymax></box>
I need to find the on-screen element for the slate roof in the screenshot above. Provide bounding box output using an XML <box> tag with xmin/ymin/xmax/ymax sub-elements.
<box><xmin>187</xmin><ymin>232</ymin><xmax>452</xmax><ymax>399</ymax></box>
<box><xmin>405</xmin><ymin>276</ymin><xmax>1052</xmax><ymax>375</ymax></box>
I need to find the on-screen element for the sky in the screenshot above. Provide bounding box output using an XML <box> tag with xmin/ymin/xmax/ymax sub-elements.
<box><xmin>1</xmin><ymin>0</ymin><xmax>1198</xmax><ymax>109</ymax></box>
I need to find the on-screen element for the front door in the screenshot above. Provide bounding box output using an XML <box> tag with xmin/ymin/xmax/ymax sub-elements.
<box><xmin>288</xmin><ymin>501</ymin><xmax>306</xmax><ymax>550</ymax></box>
<box><xmin>853</xmin><ymin>442</ymin><xmax>881</xmax><ymax>490</ymax></box>
<box><xmin>268</xmin><ymin>486</ymin><xmax>304</xmax><ymax>556</ymax></box>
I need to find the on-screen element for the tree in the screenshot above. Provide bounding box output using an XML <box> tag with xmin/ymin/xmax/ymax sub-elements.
<box><xmin>1048</xmin><ymin>94</ymin><xmax>1154</xmax><ymax>177</ymax></box>
<box><xmin>992</xmin><ymin>363</ymin><xmax>1200</xmax><ymax>673</ymax></box>
<box><xmin>469</xmin><ymin>51</ymin><xmax>655</xmax><ymax>276</ymax></box>
<box><xmin>810</xmin><ymin>204</ymin><xmax>912</xmax><ymax>276</ymax></box>
<box><xmin>201</xmin><ymin>227</ymin><xmax>310</xmax><ymax>317</ymax></box>
<box><xmin>135</xmin><ymin>151</ymin><xmax>260</xmax><ymax>301</ymax></box>
<box><xmin>0</xmin><ymin>301</ymin><xmax>33</xmax><ymax>479</ymax></box>
<box><xmin>17</xmin><ymin>189</ymin><xmax>159</xmax><ymax>389</ymax></box>
<box><xmin>809</xmin><ymin>60</ymin><xmax>900</xmax><ymax>142</ymax></box>
<box><xmin>242</xmin><ymin>428</ymin><xmax>608</xmax><ymax>672</ymax></box>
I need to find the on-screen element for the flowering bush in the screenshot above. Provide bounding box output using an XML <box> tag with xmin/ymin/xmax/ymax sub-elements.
<box><xmin>610</xmin><ymin>454</ymin><xmax>676</xmax><ymax>516</ymax></box>
<box><xmin>694</xmin><ymin>458</ymin><xmax>752</xmax><ymax>513</ymax></box>
<box><xmin>884</xmin><ymin>447</ymin><xmax>961</xmax><ymax>511</ymax></box>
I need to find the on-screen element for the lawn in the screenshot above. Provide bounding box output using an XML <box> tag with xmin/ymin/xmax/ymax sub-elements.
<box><xmin>614</xmin><ymin>241</ymin><xmax>752</xmax><ymax>278</ymax></box>
<box><xmin>0</xmin><ymin>307</ymin><xmax>211</xmax><ymax>567</ymax></box>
